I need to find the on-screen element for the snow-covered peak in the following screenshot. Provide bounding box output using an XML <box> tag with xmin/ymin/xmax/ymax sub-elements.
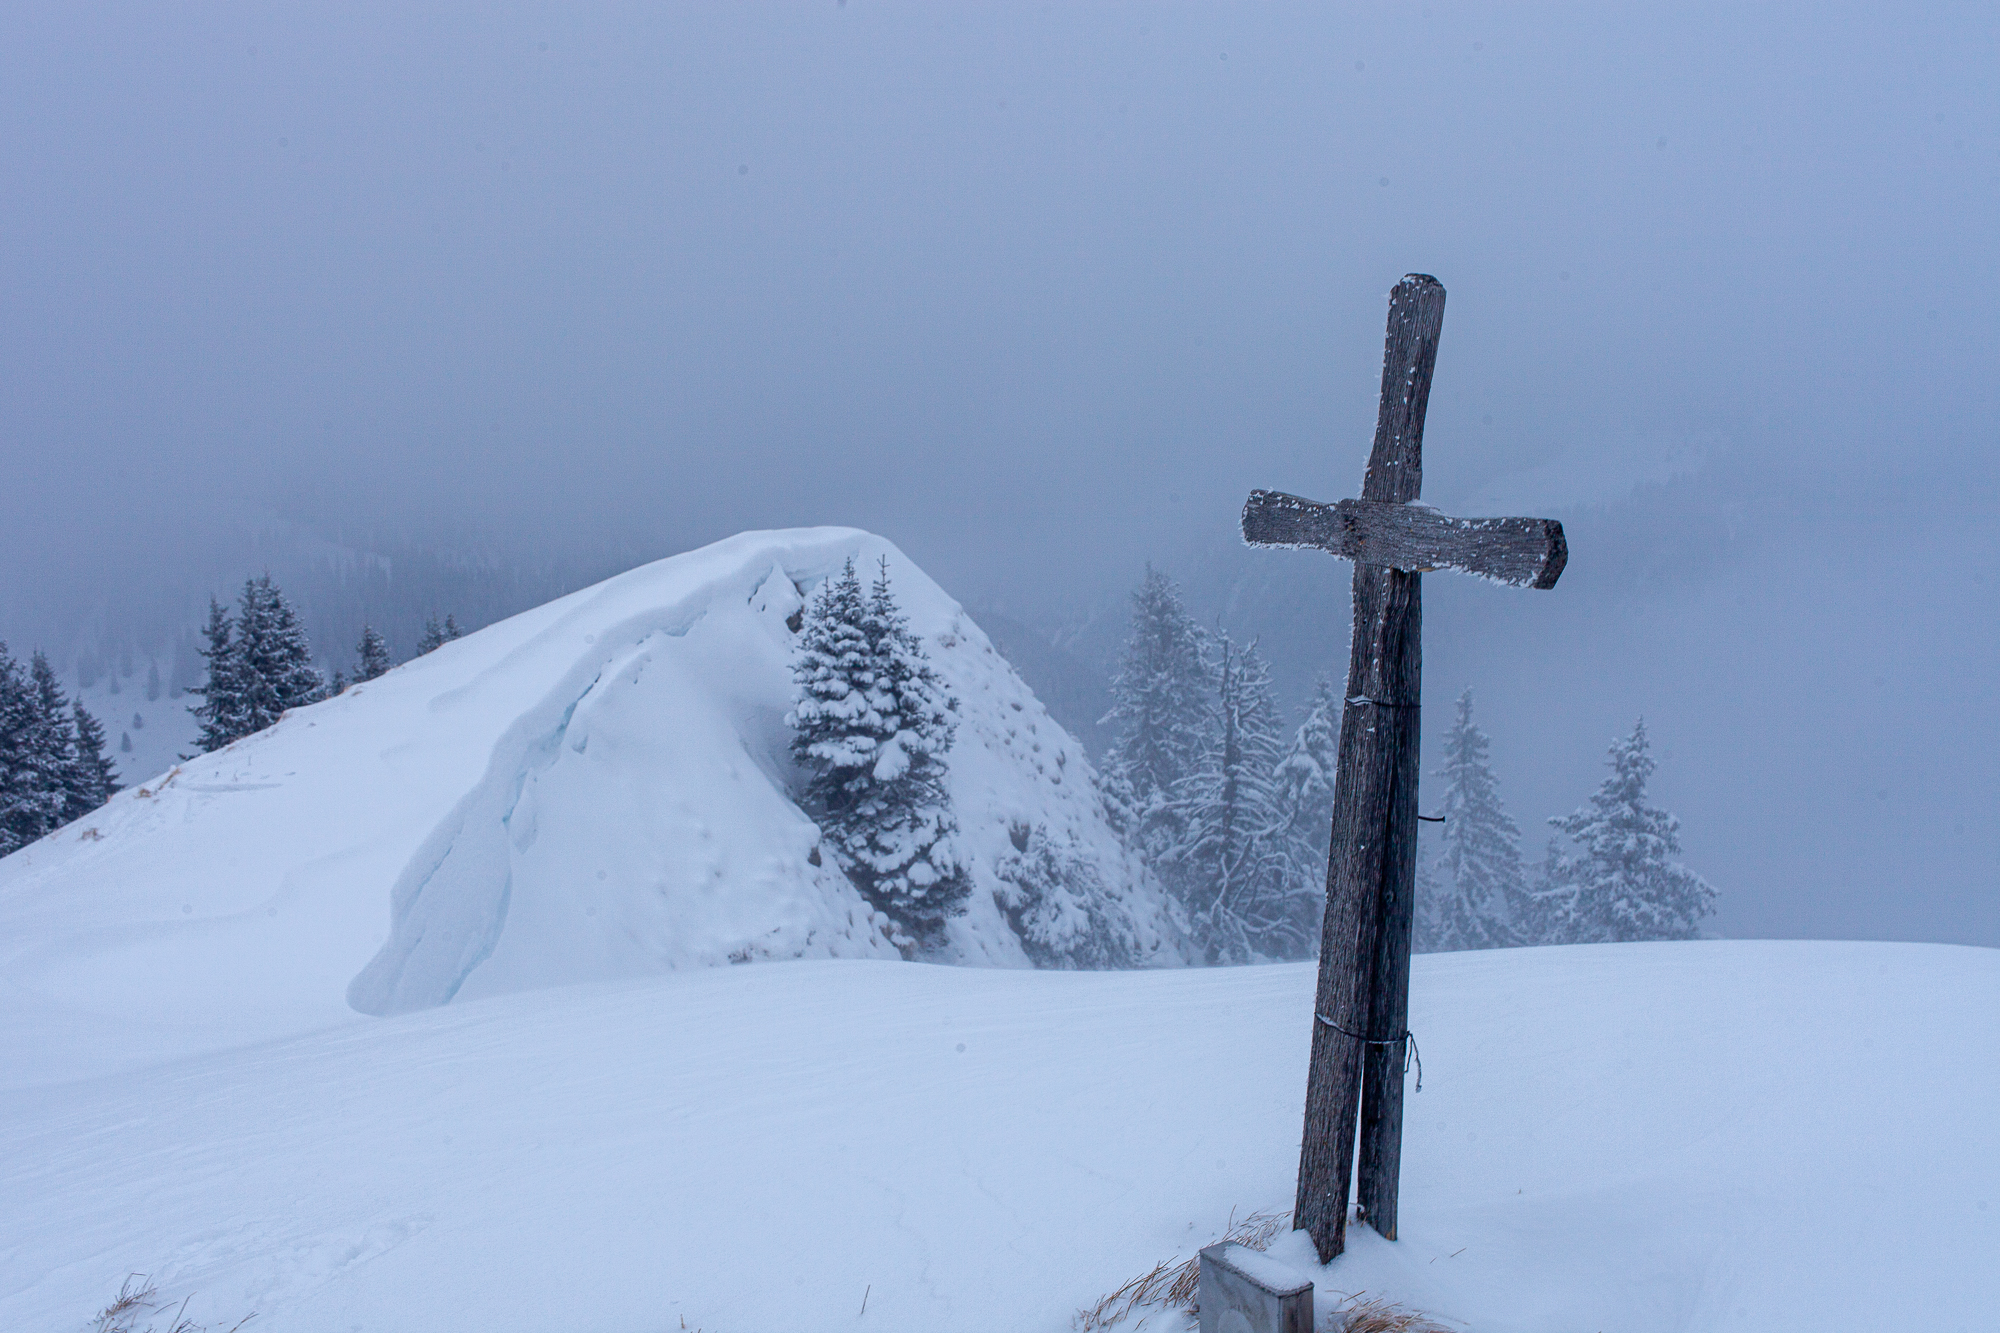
<box><xmin>0</xmin><ymin>529</ymin><xmax>1182</xmax><ymax>1077</ymax></box>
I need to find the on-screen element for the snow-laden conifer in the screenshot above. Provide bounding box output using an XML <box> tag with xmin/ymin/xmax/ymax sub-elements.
<box><xmin>1426</xmin><ymin>689</ymin><xmax>1526</xmax><ymax>951</ymax></box>
<box><xmin>789</xmin><ymin>558</ymin><xmax>968</xmax><ymax>952</ymax></box>
<box><xmin>791</xmin><ymin>560</ymin><xmax>875</xmax><ymax>780</ymax></box>
<box><xmin>0</xmin><ymin>645</ymin><xmax>36</xmax><ymax>854</ymax></box>
<box><xmin>417</xmin><ymin>614</ymin><xmax>463</xmax><ymax>656</ymax></box>
<box><xmin>355</xmin><ymin>625</ymin><xmax>392</xmax><ymax>682</ymax></box>
<box><xmin>994</xmin><ymin>822</ymin><xmax>1151</xmax><ymax>969</ymax></box>
<box><xmin>0</xmin><ymin>646</ymin><xmax>73</xmax><ymax>854</ymax></box>
<box><xmin>1100</xmin><ymin>566</ymin><xmax>1214</xmax><ymax>862</ymax></box>
<box><xmin>66</xmin><ymin>700</ymin><xmax>118</xmax><ymax>819</ymax></box>
<box><xmin>188</xmin><ymin>577</ymin><xmax>325</xmax><ymax>754</ymax></box>
<box><xmin>188</xmin><ymin>598</ymin><xmax>246</xmax><ymax>754</ymax></box>
<box><xmin>1275</xmin><ymin>675</ymin><xmax>1340</xmax><ymax>885</ymax></box>
<box><xmin>1539</xmin><ymin>719</ymin><xmax>1716</xmax><ymax>942</ymax></box>
<box><xmin>1164</xmin><ymin>636</ymin><xmax>1314</xmax><ymax>961</ymax></box>
<box><xmin>25</xmin><ymin>655</ymin><xmax>83</xmax><ymax>830</ymax></box>
<box><xmin>1517</xmin><ymin>836</ymin><xmax>1567</xmax><ymax>945</ymax></box>
<box><xmin>237</xmin><ymin>575</ymin><xmax>325</xmax><ymax>719</ymax></box>
<box><xmin>226</xmin><ymin>575</ymin><xmax>324</xmax><ymax>738</ymax></box>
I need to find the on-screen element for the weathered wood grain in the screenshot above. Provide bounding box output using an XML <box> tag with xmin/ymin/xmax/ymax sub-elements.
<box><xmin>1268</xmin><ymin>273</ymin><xmax>1570</xmax><ymax>1260</ymax></box>
<box><xmin>1293</xmin><ymin>274</ymin><xmax>1441</xmax><ymax>1263</ymax></box>
<box><xmin>1355</xmin><ymin>676</ymin><xmax>1421</xmax><ymax>1244</ymax></box>
<box><xmin>1241</xmin><ymin>492</ymin><xmax>1567</xmax><ymax>590</ymax></box>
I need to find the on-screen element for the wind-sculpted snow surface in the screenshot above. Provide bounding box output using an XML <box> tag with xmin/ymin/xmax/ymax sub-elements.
<box><xmin>0</xmin><ymin>529</ymin><xmax>1182</xmax><ymax>1073</ymax></box>
<box><xmin>0</xmin><ymin>943</ymin><xmax>1992</xmax><ymax>1332</ymax></box>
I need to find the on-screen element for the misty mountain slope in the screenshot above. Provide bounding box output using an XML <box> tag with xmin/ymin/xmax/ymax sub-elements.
<box><xmin>1</xmin><ymin>942</ymin><xmax>1991</xmax><ymax>1333</ymax></box>
<box><xmin>961</xmin><ymin>604</ymin><xmax>1116</xmax><ymax>757</ymax></box>
<box><xmin>0</xmin><ymin>528</ymin><xmax>1181</xmax><ymax>1081</ymax></box>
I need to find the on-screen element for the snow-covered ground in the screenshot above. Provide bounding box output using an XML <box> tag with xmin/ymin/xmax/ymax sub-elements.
<box><xmin>2</xmin><ymin>941</ymin><xmax>1993</xmax><ymax>1332</ymax></box>
<box><xmin>4</xmin><ymin>531</ymin><xmax>1993</xmax><ymax>1330</ymax></box>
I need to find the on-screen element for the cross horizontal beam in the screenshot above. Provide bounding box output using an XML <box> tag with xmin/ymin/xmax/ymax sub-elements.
<box><xmin>1241</xmin><ymin>490</ymin><xmax>1567</xmax><ymax>590</ymax></box>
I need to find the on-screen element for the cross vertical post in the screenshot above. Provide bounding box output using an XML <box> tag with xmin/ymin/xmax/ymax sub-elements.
<box><xmin>1289</xmin><ymin>274</ymin><xmax>1442</xmax><ymax>1261</ymax></box>
<box><xmin>1244</xmin><ymin>275</ymin><xmax>1565</xmax><ymax>1264</ymax></box>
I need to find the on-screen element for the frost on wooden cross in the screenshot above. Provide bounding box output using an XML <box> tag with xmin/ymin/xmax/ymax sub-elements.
<box><xmin>1242</xmin><ymin>274</ymin><xmax>1567</xmax><ymax>1264</ymax></box>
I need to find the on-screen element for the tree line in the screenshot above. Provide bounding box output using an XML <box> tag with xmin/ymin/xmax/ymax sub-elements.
<box><xmin>42</xmin><ymin>533</ymin><xmax>593</xmax><ymax>717</ymax></box>
<box><xmin>189</xmin><ymin>574</ymin><xmax>462</xmax><ymax>753</ymax></box>
<box><xmin>1096</xmin><ymin>567</ymin><xmax>1717</xmax><ymax>961</ymax></box>
<box><xmin>1095</xmin><ymin>567</ymin><xmax>1328</xmax><ymax>962</ymax></box>
<box><xmin>1417</xmin><ymin>694</ymin><xmax>1716</xmax><ymax>950</ymax></box>
<box><xmin>0</xmin><ymin>645</ymin><xmax>118</xmax><ymax>855</ymax></box>
<box><xmin>0</xmin><ymin>571</ymin><xmax>475</xmax><ymax>860</ymax></box>
<box><xmin>14</xmin><ymin>554</ymin><xmax>1715</xmax><ymax>966</ymax></box>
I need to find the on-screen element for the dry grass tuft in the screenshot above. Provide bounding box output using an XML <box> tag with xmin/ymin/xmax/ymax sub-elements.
<box><xmin>1074</xmin><ymin>1259</ymin><xmax>1181</xmax><ymax>1332</ymax></box>
<box><xmin>1218</xmin><ymin>1208</ymin><xmax>1287</xmax><ymax>1252</ymax></box>
<box><xmin>1327</xmin><ymin>1293</ymin><xmax>1458</xmax><ymax>1333</ymax></box>
<box><xmin>1074</xmin><ymin>1209</ymin><xmax>1290</xmax><ymax>1331</ymax></box>
<box><xmin>93</xmin><ymin>1276</ymin><xmax>161</xmax><ymax>1333</ymax></box>
<box><xmin>90</xmin><ymin>1276</ymin><xmax>254</xmax><ymax>1333</ymax></box>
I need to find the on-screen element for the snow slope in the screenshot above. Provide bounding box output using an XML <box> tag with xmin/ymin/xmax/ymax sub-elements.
<box><xmin>1</xmin><ymin>941</ymin><xmax>1992</xmax><ymax>1332</ymax></box>
<box><xmin>0</xmin><ymin>529</ymin><xmax>1179</xmax><ymax>1081</ymax></box>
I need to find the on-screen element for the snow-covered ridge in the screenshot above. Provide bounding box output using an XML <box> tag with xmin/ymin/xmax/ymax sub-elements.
<box><xmin>0</xmin><ymin>529</ymin><xmax>1181</xmax><ymax>1078</ymax></box>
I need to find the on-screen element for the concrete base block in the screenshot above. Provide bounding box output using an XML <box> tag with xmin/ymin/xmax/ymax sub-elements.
<box><xmin>1197</xmin><ymin>1242</ymin><xmax>1313</xmax><ymax>1333</ymax></box>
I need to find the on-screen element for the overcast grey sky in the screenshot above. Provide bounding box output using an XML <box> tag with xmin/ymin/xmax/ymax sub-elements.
<box><xmin>3</xmin><ymin>3</ymin><xmax>1995</xmax><ymax>943</ymax></box>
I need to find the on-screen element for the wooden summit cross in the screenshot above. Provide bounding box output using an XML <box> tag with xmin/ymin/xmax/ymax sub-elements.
<box><xmin>1242</xmin><ymin>274</ymin><xmax>1568</xmax><ymax>1263</ymax></box>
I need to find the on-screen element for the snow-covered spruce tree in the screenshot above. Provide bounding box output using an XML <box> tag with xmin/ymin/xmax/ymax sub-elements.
<box><xmin>0</xmin><ymin>646</ymin><xmax>73</xmax><ymax>854</ymax></box>
<box><xmin>1100</xmin><ymin>566</ymin><xmax>1215</xmax><ymax>863</ymax></box>
<box><xmin>0</xmin><ymin>645</ymin><xmax>35</xmax><ymax>855</ymax></box>
<box><xmin>1540</xmin><ymin>719</ymin><xmax>1716</xmax><ymax>943</ymax></box>
<box><xmin>233</xmin><ymin>574</ymin><xmax>325</xmax><ymax>730</ymax></box>
<box><xmin>354</xmin><ymin>624</ymin><xmax>392</xmax><ymax>682</ymax></box>
<box><xmin>1164</xmin><ymin>635</ymin><xmax>1314</xmax><ymax>962</ymax></box>
<box><xmin>994</xmin><ymin>822</ymin><xmax>1136</xmax><ymax>969</ymax></box>
<box><xmin>1517</xmin><ymin>836</ymin><xmax>1568</xmax><ymax>945</ymax></box>
<box><xmin>1275</xmin><ymin>675</ymin><xmax>1341</xmax><ymax>890</ymax></box>
<box><xmin>146</xmin><ymin>660</ymin><xmax>161</xmax><ymax>701</ymax></box>
<box><xmin>1426</xmin><ymin>688</ymin><xmax>1526</xmax><ymax>952</ymax></box>
<box><xmin>66</xmin><ymin>700</ymin><xmax>118</xmax><ymax>819</ymax></box>
<box><xmin>188</xmin><ymin>597</ymin><xmax>246</xmax><ymax>753</ymax></box>
<box><xmin>188</xmin><ymin>578</ymin><xmax>324</xmax><ymax>754</ymax></box>
<box><xmin>27</xmin><ymin>654</ymin><xmax>84</xmax><ymax>827</ymax></box>
<box><xmin>789</xmin><ymin>557</ymin><xmax>968</xmax><ymax>953</ymax></box>
<box><xmin>416</xmin><ymin>614</ymin><xmax>462</xmax><ymax>656</ymax></box>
